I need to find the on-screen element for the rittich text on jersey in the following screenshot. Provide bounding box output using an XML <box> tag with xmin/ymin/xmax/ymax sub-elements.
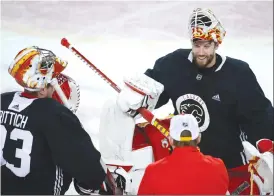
<box><xmin>0</xmin><ymin>110</ymin><xmax>28</xmax><ymax>129</ymax></box>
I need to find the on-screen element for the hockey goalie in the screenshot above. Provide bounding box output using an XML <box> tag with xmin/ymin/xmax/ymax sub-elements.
<box><xmin>53</xmin><ymin>71</ymin><xmax>273</xmax><ymax>195</ymax></box>
<box><xmin>97</xmin><ymin>73</ymin><xmax>273</xmax><ymax>195</ymax></box>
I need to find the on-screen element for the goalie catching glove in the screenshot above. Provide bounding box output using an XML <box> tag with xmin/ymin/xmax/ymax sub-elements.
<box><xmin>116</xmin><ymin>73</ymin><xmax>164</xmax><ymax>118</ymax></box>
<box><xmin>242</xmin><ymin>140</ymin><xmax>273</xmax><ymax>194</ymax></box>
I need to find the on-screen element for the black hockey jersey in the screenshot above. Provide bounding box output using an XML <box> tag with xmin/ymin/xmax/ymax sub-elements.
<box><xmin>145</xmin><ymin>49</ymin><xmax>273</xmax><ymax>169</ymax></box>
<box><xmin>1</xmin><ymin>92</ymin><xmax>105</xmax><ymax>195</ymax></box>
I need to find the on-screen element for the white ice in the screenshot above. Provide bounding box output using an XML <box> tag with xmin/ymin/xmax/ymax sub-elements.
<box><xmin>1</xmin><ymin>1</ymin><xmax>273</xmax><ymax>195</ymax></box>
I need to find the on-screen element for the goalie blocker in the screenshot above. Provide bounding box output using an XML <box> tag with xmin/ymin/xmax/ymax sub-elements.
<box><xmin>116</xmin><ymin>73</ymin><xmax>164</xmax><ymax>118</ymax></box>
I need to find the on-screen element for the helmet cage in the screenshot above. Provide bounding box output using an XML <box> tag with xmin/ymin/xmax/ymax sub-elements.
<box><xmin>188</xmin><ymin>8</ymin><xmax>226</xmax><ymax>44</ymax></box>
<box><xmin>35</xmin><ymin>47</ymin><xmax>56</xmax><ymax>71</ymax></box>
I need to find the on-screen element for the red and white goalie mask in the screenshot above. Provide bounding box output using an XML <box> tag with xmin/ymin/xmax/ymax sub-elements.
<box><xmin>52</xmin><ymin>73</ymin><xmax>80</xmax><ymax>113</ymax></box>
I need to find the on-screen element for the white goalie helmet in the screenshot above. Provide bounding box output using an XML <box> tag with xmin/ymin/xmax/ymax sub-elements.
<box><xmin>188</xmin><ymin>8</ymin><xmax>226</xmax><ymax>44</ymax></box>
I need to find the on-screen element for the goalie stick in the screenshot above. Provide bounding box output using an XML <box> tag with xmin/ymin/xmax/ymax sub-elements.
<box><xmin>60</xmin><ymin>38</ymin><xmax>170</xmax><ymax>138</ymax></box>
<box><xmin>52</xmin><ymin>78</ymin><xmax>123</xmax><ymax>195</ymax></box>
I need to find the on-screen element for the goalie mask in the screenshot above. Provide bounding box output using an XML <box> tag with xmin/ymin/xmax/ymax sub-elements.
<box><xmin>52</xmin><ymin>73</ymin><xmax>81</xmax><ymax>113</ymax></box>
<box><xmin>188</xmin><ymin>8</ymin><xmax>226</xmax><ymax>44</ymax></box>
<box><xmin>9</xmin><ymin>46</ymin><xmax>68</xmax><ymax>91</ymax></box>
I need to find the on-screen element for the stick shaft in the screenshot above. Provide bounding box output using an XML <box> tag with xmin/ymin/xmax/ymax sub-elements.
<box><xmin>60</xmin><ymin>38</ymin><xmax>170</xmax><ymax>137</ymax></box>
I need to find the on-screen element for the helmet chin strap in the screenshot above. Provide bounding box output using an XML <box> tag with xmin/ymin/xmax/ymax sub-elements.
<box><xmin>51</xmin><ymin>78</ymin><xmax>73</xmax><ymax>111</ymax></box>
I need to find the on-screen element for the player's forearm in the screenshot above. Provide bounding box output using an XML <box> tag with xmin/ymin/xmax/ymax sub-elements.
<box><xmin>252</xmin><ymin>106</ymin><xmax>273</xmax><ymax>141</ymax></box>
<box><xmin>236</xmin><ymin>66</ymin><xmax>273</xmax><ymax>143</ymax></box>
<box><xmin>47</xmin><ymin>131</ymin><xmax>105</xmax><ymax>189</ymax></box>
<box><xmin>241</xmin><ymin>105</ymin><xmax>273</xmax><ymax>144</ymax></box>
<box><xmin>68</xmin><ymin>138</ymin><xmax>106</xmax><ymax>189</ymax></box>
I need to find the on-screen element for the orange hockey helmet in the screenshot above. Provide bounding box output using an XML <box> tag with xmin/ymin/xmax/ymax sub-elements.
<box><xmin>8</xmin><ymin>46</ymin><xmax>67</xmax><ymax>91</ymax></box>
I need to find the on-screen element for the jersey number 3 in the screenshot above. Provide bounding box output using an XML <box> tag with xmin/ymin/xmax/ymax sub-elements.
<box><xmin>1</xmin><ymin>125</ymin><xmax>33</xmax><ymax>177</ymax></box>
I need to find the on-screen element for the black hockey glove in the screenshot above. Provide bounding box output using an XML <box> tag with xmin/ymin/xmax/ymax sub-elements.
<box><xmin>115</xmin><ymin>170</ymin><xmax>126</xmax><ymax>191</ymax></box>
<box><xmin>73</xmin><ymin>178</ymin><xmax>112</xmax><ymax>195</ymax></box>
